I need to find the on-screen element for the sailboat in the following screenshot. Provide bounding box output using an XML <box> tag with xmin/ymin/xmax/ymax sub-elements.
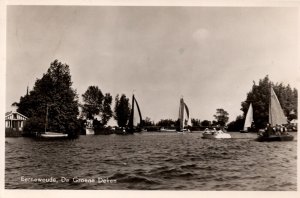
<box><xmin>39</xmin><ymin>104</ymin><xmax>68</xmax><ymax>139</ymax></box>
<box><xmin>126</xmin><ymin>94</ymin><xmax>143</xmax><ymax>134</ymax></box>
<box><xmin>240</xmin><ymin>103</ymin><xmax>253</xmax><ymax>133</ymax></box>
<box><xmin>177</xmin><ymin>97</ymin><xmax>191</xmax><ymax>132</ymax></box>
<box><xmin>256</xmin><ymin>87</ymin><xmax>294</xmax><ymax>142</ymax></box>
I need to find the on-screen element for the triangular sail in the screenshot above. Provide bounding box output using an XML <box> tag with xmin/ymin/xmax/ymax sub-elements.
<box><xmin>184</xmin><ymin>103</ymin><xmax>191</xmax><ymax>126</ymax></box>
<box><xmin>178</xmin><ymin>98</ymin><xmax>190</xmax><ymax>130</ymax></box>
<box><xmin>269</xmin><ymin>87</ymin><xmax>287</xmax><ymax>126</ymax></box>
<box><xmin>179</xmin><ymin>98</ymin><xmax>185</xmax><ymax>130</ymax></box>
<box><xmin>243</xmin><ymin>103</ymin><xmax>253</xmax><ymax>131</ymax></box>
<box><xmin>128</xmin><ymin>94</ymin><xmax>142</xmax><ymax>129</ymax></box>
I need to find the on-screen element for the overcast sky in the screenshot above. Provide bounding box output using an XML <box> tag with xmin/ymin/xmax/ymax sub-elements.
<box><xmin>6</xmin><ymin>6</ymin><xmax>298</xmax><ymax>124</ymax></box>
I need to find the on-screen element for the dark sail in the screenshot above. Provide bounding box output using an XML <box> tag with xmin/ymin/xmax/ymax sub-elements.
<box><xmin>178</xmin><ymin>97</ymin><xmax>190</xmax><ymax>131</ymax></box>
<box><xmin>127</xmin><ymin>94</ymin><xmax>142</xmax><ymax>133</ymax></box>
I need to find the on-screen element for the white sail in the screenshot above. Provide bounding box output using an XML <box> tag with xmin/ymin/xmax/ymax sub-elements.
<box><xmin>243</xmin><ymin>103</ymin><xmax>253</xmax><ymax>131</ymax></box>
<box><xmin>269</xmin><ymin>87</ymin><xmax>287</xmax><ymax>126</ymax></box>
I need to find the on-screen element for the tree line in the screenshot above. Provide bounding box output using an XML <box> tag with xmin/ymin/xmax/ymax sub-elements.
<box><xmin>15</xmin><ymin>60</ymin><xmax>297</xmax><ymax>135</ymax></box>
<box><xmin>16</xmin><ymin>60</ymin><xmax>137</xmax><ymax>136</ymax></box>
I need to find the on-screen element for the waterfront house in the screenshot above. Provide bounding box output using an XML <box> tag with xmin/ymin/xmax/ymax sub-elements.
<box><xmin>5</xmin><ymin>110</ymin><xmax>28</xmax><ymax>133</ymax></box>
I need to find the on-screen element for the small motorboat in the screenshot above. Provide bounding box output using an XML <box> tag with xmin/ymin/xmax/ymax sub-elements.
<box><xmin>202</xmin><ymin>128</ymin><xmax>231</xmax><ymax>139</ymax></box>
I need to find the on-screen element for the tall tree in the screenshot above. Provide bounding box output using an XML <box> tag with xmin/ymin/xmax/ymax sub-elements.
<box><xmin>213</xmin><ymin>108</ymin><xmax>229</xmax><ymax>127</ymax></box>
<box><xmin>101</xmin><ymin>93</ymin><xmax>113</xmax><ymax>126</ymax></box>
<box><xmin>82</xmin><ymin>86</ymin><xmax>104</xmax><ymax>119</ymax></box>
<box><xmin>114</xmin><ymin>94</ymin><xmax>131</xmax><ymax>127</ymax></box>
<box><xmin>82</xmin><ymin>87</ymin><xmax>113</xmax><ymax>127</ymax></box>
<box><xmin>17</xmin><ymin>60</ymin><xmax>79</xmax><ymax>135</ymax></box>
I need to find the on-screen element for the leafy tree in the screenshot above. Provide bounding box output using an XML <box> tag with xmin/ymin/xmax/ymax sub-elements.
<box><xmin>114</xmin><ymin>94</ymin><xmax>131</xmax><ymax>127</ymax></box>
<box><xmin>82</xmin><ymin>86</ymin><xmax>104</xmax><ymax>119</ymax></box>
<box><xmin>101</xmin><ymin>93</ymin><xmax>113</xmax><ymax>126</ymax></box>
<box><xmin>82</xmin><ymin>86</ymin><xmax>113</xmax><ymax>127</ymax></box>
<box><xmin>156</xmin><ymin>119</ymin><xmax>176</xmax><ymax>127</ymax></box>
<box><xmin>17</xmin><ymin>60</ymin><xmax>79</xmax><ymax>136</ymax></box>
<box><xmin>241</xmin><ymin>75</ymin><xmax>297</xmax><ymax>129</ymax></box>
<box><xmin>227</xmin><ymin>115</ymin><xmax>244</xmax><ymax>131</ymax></box>
<box><xmin>142</xmin><ymin>117</ymin><xmax>154</xmax><ymax>126</ymax></box>
<box><xmin>201</xmin><ymin>120</ymin><xmax>211</xmax><ymax>127</ymax></box>
<box><xmin>213</xmin><ymin>108</ymin><xmax>229</xmax><ymax>127</ymax></box>
<box><xmin>191</xmin><ymin>118</ymin><xmax>201</xmax><ymax>127</ymax></box>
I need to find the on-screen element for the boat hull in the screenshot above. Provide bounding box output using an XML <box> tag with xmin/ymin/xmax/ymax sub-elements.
<box><xmin>38</xmin><ymin>132</ymin><xmax>69</xmax><ymax>140</ymax></box>
<box><xmin>160</xmin><ymin>128</ymin><xmax>176</xmax><ymax>132</ymax></box>
<box><xmin>177</xmin><ymin>129</ymin><xmax>191</xmax><ymax>133</ymax></box>
<box><xmin>256</xmin><ymin>135</ymin><xmax>294</xmax><ymax>142</ymax></box>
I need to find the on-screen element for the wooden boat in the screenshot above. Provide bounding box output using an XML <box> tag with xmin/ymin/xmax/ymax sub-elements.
<box><xmin>159</xmin><ymin>127</ymin><xmax>176</xmax><ymax>132</ymax></box>
<box><xmin>256</xmin><ymin>87</ymin><xmax>294</xmax><ymax>142</ymax></box>
<box><xmin>256</xmin><ymin>134</ymin><xmax>294</xmax><ymax>142</ymax></box>
<box><xmin>177</xmin><ymin>97</ymin><xmax>191</xmax><ymax>133</ymax></box>
<box><xmin>40</xmin><ymin>132</ymin><xmax>68</xmax><ymax>139</ymax></box>
<box><xmin>39</xmin><ymin>104</ymin><xmax>68</xmax><ymax>139</ymax></box>
<box><xmin>126</xmin><ymin>94</ymin><xmax>143</xmax><ymax>134</ymax></box>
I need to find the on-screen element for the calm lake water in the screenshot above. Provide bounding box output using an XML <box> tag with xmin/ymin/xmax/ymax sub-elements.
<box><xmin>5</xmin><ymin>132</ymin><xmax>297</xmax><ymax>190</ymax></box>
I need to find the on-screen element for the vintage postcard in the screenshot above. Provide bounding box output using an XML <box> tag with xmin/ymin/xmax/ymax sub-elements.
<box><xmin>1</xmin><ymin>0</ymin><xmax>299</xmax><ymax>198</ymax></box>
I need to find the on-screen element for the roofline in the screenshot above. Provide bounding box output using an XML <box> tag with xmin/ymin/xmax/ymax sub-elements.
<box><xmin>5</xmin><ymin>111</ymin><xmax>28</xmax><ymax>119</ymax></box>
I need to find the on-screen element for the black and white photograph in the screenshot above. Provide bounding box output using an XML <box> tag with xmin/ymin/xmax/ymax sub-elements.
<box><xmin>1</xmin><ymin>0</ymin><xmax>299</xmax><ymax>196</ymax></box>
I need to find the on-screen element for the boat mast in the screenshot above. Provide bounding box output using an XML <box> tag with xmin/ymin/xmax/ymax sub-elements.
<box><xmin>45</xmin><ymin>104</ymin><xmax>48</xmax><ymax>133</ymax></box>
<box><xmin>128</xmin><ymin>94</ymin><xmax>135</xmax><ymax>130</ymax></box>
<box><xmin>269</xmin><ymin>85</ymin><xmax>273</xmax><ymax>126</ymax></box>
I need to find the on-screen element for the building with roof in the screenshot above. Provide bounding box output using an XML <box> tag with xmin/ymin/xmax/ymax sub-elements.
<box><xmin>5</xmin><ymin>109</ymin><xmax>28</xmax><ymax>134</ymax></box>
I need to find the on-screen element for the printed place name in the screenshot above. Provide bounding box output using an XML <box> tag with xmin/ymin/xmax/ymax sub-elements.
<box><xmin>20</xmin><ymin>176</ymin><xmax>117</xmax><ymax>184</ymax></box>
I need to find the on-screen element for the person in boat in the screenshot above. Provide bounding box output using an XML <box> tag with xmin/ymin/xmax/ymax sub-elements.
<box><xmin>250</xmin><ymin>121</ymin><xmax>256</xmax><ymax>132</ymax></box>
<box><xmin>264</xmin><ymin>123</ymin><xmax>273</xmax><ymax>137</ymax></box>
<box><xmin>274</xmin><ymin>124</ymin><xmax>281</xmax><ymax>135</ymax></box>
<box><xmin>280</xmin><ymin>125</ymin><xmax>288</xmax><ymax>135</ymax></box>
<box><xmin>212</xmin><ymin>128</ymin><xmax>216</xmax><ymax>135</ymax></box>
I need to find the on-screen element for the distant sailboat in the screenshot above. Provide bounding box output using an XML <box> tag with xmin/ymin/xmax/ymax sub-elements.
<box><xmin>126</xmin><ymin>94</ymin><xmax>143</xmax><ymax>134</ymax></box>
<box><xmin>178</xmin><ymin>97</ymin><xmax>191</xmax><ymax>132</ymax></box>
<box><xmin>240</xmin><ymin>103</ymin><xmax>253</xmax><ymax>133</ymax></box>
<box><xmin>40</xmin><ymin>104</ymin><xmax>68</xmax><ymax>139</ymax></box>
<box><xmin>256</xmin><ymin>87</ymin><xmax>293</xmax><ymax>141</ymax></box>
